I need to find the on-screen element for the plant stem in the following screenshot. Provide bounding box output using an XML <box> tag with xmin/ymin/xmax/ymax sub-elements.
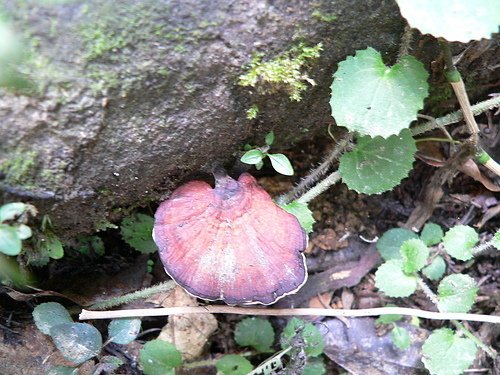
<box><xmin>88</xmin><ymin>281</ymin><xmax>176</xmax><ymax>310</ymax></box>
<box><xmin>416</xmin><ymin>276</ymin><xmax>438</xmax><ymax>305</ymax></box>
<box><xmin>411</xmin><ymin>95</ymin><xmax>500</xmax><ymax>136</ymax></box>
<box><xmin>296</xmin><ymin>170</ymin><xmax>341</xmax><ymax>204</ymax></box>
<box><xmin>277</xmin><ymin>134</ymin><xmax>351</xmax><ymax>205</ymax></box>
<box><xmin>472</xmin><ymin>232</ymin><xmax>499</xmax><ymax>256</ymax></box>
<box><xmin>452</xmin><ymin>320</ymin><xmax>497</xmax><ymax>358</ymax></box>
<box><xmin>414</xmin><ymin>137</ymin><xmax>461</xmax><ymax>144</ymax></box>
<box><xmin>416</xmin><ymin>276</ymin><xmax>497</xmax><ymax>359</ymax></box>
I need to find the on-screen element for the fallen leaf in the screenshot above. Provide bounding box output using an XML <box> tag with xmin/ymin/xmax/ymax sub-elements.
<box><xmin>157</xmin><ymin>286</ymin><xmax>218</xmax><ymax>360</ymax></box>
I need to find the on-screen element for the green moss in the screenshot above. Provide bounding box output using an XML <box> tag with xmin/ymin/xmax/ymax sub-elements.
<box><xmin>311</xmin><ymin>10</ymin><xmax>337</xmax><ymax>23</ymax></box>
<box><xmin>0</xmin><ymin>149</ymin><xmax>38</xmax><ymax>186</ymax></box>
<box><xmin>238</xmin><ymin>42</ymin><xmax>323</xmax><ymax>102</ymax></box>
<box><xmin>80</xmin><ymin>24</ymin><xmax>127</xmax><ymax>61</ymax></box>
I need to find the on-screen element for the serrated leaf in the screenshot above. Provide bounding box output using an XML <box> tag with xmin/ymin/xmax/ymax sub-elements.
<box><xmin>280</xmin><ymin>201</ymin><xmax>315</xmax><ymax>233</ymax></box>
<box><xmin>216</xmin><ymin>355</ymin><xmax>253</xmax><ymax>375</ymax></box>
<box><xmin>422</xmin><ymin>328</ymin><xmax>477</xmax><ymax>375</ymax></box>
<box><xmin>437</xmin><ymin>274</ymin><xmax>478</xmax><ymax>313</ymax></box>
<box><xmin>442</xmin><ymin>225</ymin><xmax>478</xmax><ymax>261</ymax></box>
<box><xmin>303</xmin><ymin>358</ymin><xmax>326</xmax><ymax>375</ymax></box>
<box><xmin>265</xmin><ymin>131</ymin><xmax>275</xmax><ymax>146</ymax></box>
<box><xmin>234</xmin><ymin>317</ymin><xmax>274</xmax><ymax>352</ymax></box>
<box><xmin>420</xmin><ymin>222</ymin><xmax>444</xmax><ymax>246</ymax></box>
<box><xmin>50</xmin><ymin>323</ymin><xmax>102</xmax><ymax>365</ymax></box>
<box><xmin>268</xmin><ymin>153</ymin><xmax>294</xmax><ymax>176</ymax></box>
<box><xmin>339</xmin><ymin>130</ymin><xmax>416</xmax><ymax>194</ymax></box>
<box><xmin>0</xmin><ymin>224</ymin><xmax>21</xmax><ymax>256</ymax></box>
<box><xmin>120</xmin><ymin>213</ymin><xmax>157</xmax><ymax>254</ymax></box>
<box><xmin>422</xmin><ymin>255</ymin><xmax>446</xmax><ymax>281</ymax></box>
<box><xmin>375</xmin><ymin>260</ymin><xmax>417</xmax><ymax>297</ymax></box>
<box><xmin>108</xmin><ymin>318</ymin><xmax>141</xmax><ymax>345</ymax></box>
<box><xmin>396</xmin><ymin>0</ymin><xmax>500</xmax><ymax>43</ymax></box>
<box><xmin>240</xmin><ymin>149</ymin><xmax>265</xmax><ymax>165</ymax></box>
<box><xmin>281</xmin><ymin>318</ymin><xmax>325</xmax><ymax>357</ymax></box>
<box><xmin>376</xmin><ymin>228</ymin><xmax>419</xmax><ymax>261</ymax></box>
<box><xmin>0</xmin><ymin>202</ymin><xmax>27</xmax><ymax>222</ymax></box>
<box><xmin>139</xmin><ymin>339</ymin><xmax>182</xmax><ymax>375</ymax></box>
<box><xmin>400</xmin><ymin>238</ymin><xmax>429</xmax><ymax>274</ymax></box>
<box><xmin>330</xmin><ymin>47</ymin><xmax>428</xmax><ymax>138</ymax></box>
<box><xmin>391</xmin><ymin>326</ymin><xmax>411</xmax><ymax>350</ymax></box>
<box><xmin>33</xmin><ymin>302</ymin><xmax>73</xmax><ymax>335</ymax></box>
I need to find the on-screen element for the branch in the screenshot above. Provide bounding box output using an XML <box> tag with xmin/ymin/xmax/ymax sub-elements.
<box><xmin>79</xmin><ymin>305</ymin><xmax>500</xmax><ymax>324</ymax></box>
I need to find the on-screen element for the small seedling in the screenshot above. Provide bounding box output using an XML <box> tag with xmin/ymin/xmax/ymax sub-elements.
<box><xmin>0</xmin><ymin>202</ymin><xmax>36</xmax><ymax>256</ymax></box>
<box><xmin>374</xmin><ymin>223</ymin><xmax>499</xmax><ymax>375</ymax></box>
<box><xmin>240</xmin><ymin>131</ymin><xmax>294</xmax><ymax>176</ymax></box>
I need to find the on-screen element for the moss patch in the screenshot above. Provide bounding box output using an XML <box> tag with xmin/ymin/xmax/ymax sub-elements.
<box><xmin>239</xmin><ymin>43</ymin><xmax>323</xmax><ymax>102</ymax></box>
<box><xmin>0</xmin><ymin>149</ymin><xmax>38</xmax><ymax>186</ymax></box>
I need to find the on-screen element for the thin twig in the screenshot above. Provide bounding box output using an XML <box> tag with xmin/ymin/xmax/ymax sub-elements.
<box><xmin>79</xmin><ymin>306</ymin><xmax>500</xmax><ymax>324</ymax></box>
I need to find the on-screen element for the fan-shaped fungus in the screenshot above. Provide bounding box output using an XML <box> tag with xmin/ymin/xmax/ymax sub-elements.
<box><xmin>153</xmin><ymin>168</ymin><xmax>307</xmax><ymax>305</ymax></box>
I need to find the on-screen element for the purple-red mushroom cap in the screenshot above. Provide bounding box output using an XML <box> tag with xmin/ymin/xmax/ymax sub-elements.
<box><xmin>152</xmin><ymin>170</ymin><xmax>307</xmax><ymax>305</ymax></box>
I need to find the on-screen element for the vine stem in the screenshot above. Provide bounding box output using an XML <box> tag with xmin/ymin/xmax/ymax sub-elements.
<box><xmin>416</xmin><ymin>276</ymin><xmax>497</xmax><ymax>359</ymax></box>
<box><xmin>472</xmin><ymin>232</ymin><xmax>499</xmax><ymax>256</ymax></box>
<box><xmin>295</xmin><ymin>170</ymin><xmax>341</xmax><ymax>204</ymax></box>
<box><xmin>88</xmin><ymin>281</ymin><xmax>176</xmax><ymax>310</ymax></box>
<box><xmin>79</xmin><ymin>305</ymin><xmax>500</xmax><ymax>324</ymax></box>
<box><xmin>411</xmin><ymin>95</ymin><xmax>500</xmax><ymax>136</ymax></box>
<box><xmin>277</xmin><ymin>134</ymin><xmax>352</xmax><ymax>206</ymax></box>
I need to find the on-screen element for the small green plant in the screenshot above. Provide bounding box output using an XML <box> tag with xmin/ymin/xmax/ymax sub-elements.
<box><xmin>33</xmin><ymin>302</ymin><xmax>141</xmax><ymax>373</ymax></box>
<box><xmin>0</xmin><ymin>202</ymin><xmax>36</xmax><ymax>256</ymax></box>
<box><xmin>240</xmin><ymin>131</ymin><xmax>294</xmax><ymax>176</ymax></box>
<box><xmin>120</xmin><ymin>213</ymin><xmax>157</xmax><ymax>254</ymax></box>
<box><xmin>374</xmin><ymin>223</ymin><xmax>499</xmax><ymax>375</ymax></box>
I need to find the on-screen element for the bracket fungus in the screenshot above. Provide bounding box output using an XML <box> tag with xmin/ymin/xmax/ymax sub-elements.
<box><xmin>153</xmin><ymin>168</ymin><xmax>307</xmax><ymax>305</ymax></box>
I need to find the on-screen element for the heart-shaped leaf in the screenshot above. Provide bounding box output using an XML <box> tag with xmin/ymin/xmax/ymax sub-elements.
<box><xmin>375</xmin><ymin>260</ymin><xmax>417</xmax><ymax>297</ymax></box>
<box><xmin>330</xmin><ymin>47</ymin><xmax>428</xmax><ymax>138</ymax></box>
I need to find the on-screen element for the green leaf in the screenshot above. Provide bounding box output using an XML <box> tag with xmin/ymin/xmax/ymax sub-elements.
<box><xmin>268</xmin><ymin>153</ymin><xmax>294</xmax><ymax>176</ymax></box>
<box><xmin>400</xmin><ymin>238</ymin><xmax>429</xmax><ymax>274</ymax></box>
<box><xmin>302</xmin><ymin>358</ymin><xmax>326</xmax><ymax>375</ymax></box>
<box><xmin>240</xmin><ymin>149</ymin><xmax>265</xmax><ymax>165</ymax></box>
<box><xmin>422</xmin><ymin>328</ymin><xmax>477</xmax><ymax>375</ymax></box>
<box><xmin>45</xmin><ymin>366</ymin><xmax>78</xmax><ymax>375</ymax></box>
<box><xmin>375</xmin><ymin>260</ymin><xmax>417</xmax><ymax>297</ymax></box>
<box><xmin>108</xmin><ymin>318</ymin><xmax>141</xmax><ymax>345</ymax></box>
<box><xmin>375</xmin><ymin>311</ymin><xmax>402</xmax><ymax>325</ymax></box>
<box><xmin>15</xmin><ymin>224</ymin><xmax>32</xmax><ymax>240</ymax></box>
<box><xmin>255</xmin><ymin>160</ymin><xmax>264</xmax><ymax>170</ymax></box>
<box><xmin>396</xmin><ymin>0</ymin><xmax>500</xmax><ymax>43</ymax></box>
<box><xmin>234</xmin><ymin>317</ymin><xmax>274</xmax><ymax>352</ymax></box>
<box><xmin>216</xmin><ymin>355</ymin><xmax>253</xmax><ymax>375</ymax></box>
<box><xmin>442</xmin><ymin>225</ymin><xmax>478</xmax><ymax>261</ymax></box>
<box><xmin>339</xmin><ymin>130</ymin><xmax>416</xmax><ymax>194</ymax></box>
<box><xmin>281</xmin><ymin>318</ymin><xmax>325</xmax><ymax>357</ymax></box>
<box><xmin>40</xmin><ymin>234</ymin><xmax>64</xmax><ymax>260</ymax></box>
<box><xmin>391</xmin><ymin>326</ymin><xmax>411</xmax><ymax>350</ymax></box>
<box><xmin>376</xmin><ymin>228</ymin><xmax>418</xmax><ymax>261</ymax></box>
<box><xmin>33</xmin><ymin>302</ymin><xmax>73</xmax><ymax>335</ymax></box>
<box><xmin>492</xmin><ymin>231</ymin><xmax>500</xmax><ymax>250</ymax></box>
<box><xmin>120</xmin><ymin>213</ymin><xmax>157</xmax><ymax>254</ymax></box>
<box><xmin>0</xmin><ymin>224</ymin><xmax>22</xmax><ymax>256</ymax></box>
<box><xmin>139</xmin><ymin>339</ymin><xmax>182</xmax><ymax>375</ymax></box>
<box><xmin>265</xmin><ymin>131</ymin><xmax>275</xmax><ymax>146</ymax></box>
<box><xmin>420</xmin><ymin>222</ymin><xmax>444</xmax><ymax>246</ymax></box>
<box><xmin>50</xmin><ymin>323</ymin><xmax>102</xmax><ymax>365</ymax></box>
<box><xmin>437</xmin><ymin>274</ymin><xmax>478</xmax><ymax>313</ymax></box>
<box><xmin>280</xmin><ymin>201</ymin><xmax>315</xmax><ymax>233</ymax></box>
<box><xmin>422</xmin><ymin>256</ymin><xmax>446</xmax><ymax>281</ymax></box>
<box><xmin>330</xmin><ymin>47</ymin><xmax>428</xmax><ymax>138</ymax></box>
<box><xmin>0</xmin><ymin>202</ymin><xmax>27</xmax><ymax>222</ymax></box>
